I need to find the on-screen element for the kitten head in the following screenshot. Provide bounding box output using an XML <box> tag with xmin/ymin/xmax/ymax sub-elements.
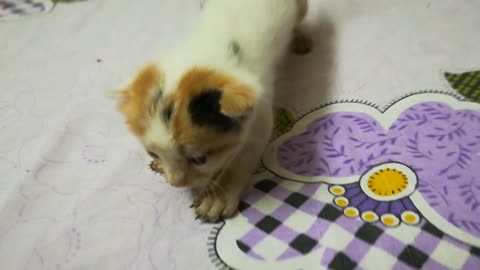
<box><xmin>116</xmin><ymin>63</ymin><xmax>257</xmax><ymax>188</ymax></box>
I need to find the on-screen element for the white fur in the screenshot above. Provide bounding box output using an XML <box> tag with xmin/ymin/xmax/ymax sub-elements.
<box><xmin>152</xmin><ymin>0</ymin><xmax>297</xmax><ymax>146</ymax></box>
<box><xmin>160</xmin><ymin>0</ymin><xmax>298</xmax><ymax>96</ymax></box>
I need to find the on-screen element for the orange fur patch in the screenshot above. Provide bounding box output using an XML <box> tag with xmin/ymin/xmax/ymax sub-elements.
<box><xmin>171</xmin><ymin>67</ymin><xmax>255</xmax><ymax>146</ymax></box>
<box><xmin>117</xmin><ymin>64</ymin><xmax>163</xmax><ymax>135</ymax></box>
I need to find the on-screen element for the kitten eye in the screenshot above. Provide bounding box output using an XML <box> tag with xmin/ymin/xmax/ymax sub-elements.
<box><xmin>147</xmin><ymin>151</ymin><xmax>159</xmax><ymax>159</ymax></box>
<box><xmin>163</xmin><ymin>107</ymin><xmax>173</xmax><ymax>123</ymax></box>
<box><xmin>151</xmin><ymin>89</ymin><xmax>163</xmax><ymax>111</ymax></box>
<box><xmin>187</xmin><ymin>155</ymin><xmax>207</xmax><ymax>166</ymax></box>
<box><xmin>154</xmin><ymin>88</ymin><xmax>163</xmax><ymax>102</ymax></box>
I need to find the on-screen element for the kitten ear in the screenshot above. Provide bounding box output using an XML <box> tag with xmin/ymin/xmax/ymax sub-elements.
<box><xmin>219</xmin><ymin>86</ymin><xmax>255</xmax><ymax>118</ymax></box>
<box><xmin>116</xmin><ymin>64</ymin><xmax>163</xmax><ymax>135</ymax></box>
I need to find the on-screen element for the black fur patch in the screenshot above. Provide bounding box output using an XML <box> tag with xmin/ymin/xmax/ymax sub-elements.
<box><xmin>230</xmin><ymin>41</ymin><xmax>240</xmax><ymax>56</ymax></box>
<box><xmin>229</xmin><ymin>40</ymin><xmax>242</xmax><ymax>63</ymax></box>
<box><xmin>188</xmin><ymin>89</ymin><xmax>240</xmax><ymax>132</ymax></box>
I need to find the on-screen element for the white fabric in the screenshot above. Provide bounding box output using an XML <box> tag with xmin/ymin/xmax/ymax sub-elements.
<box><xmin>0</xmin><ymin>0</ymin><xmax>479</xmax><ymax>269</ymax></box>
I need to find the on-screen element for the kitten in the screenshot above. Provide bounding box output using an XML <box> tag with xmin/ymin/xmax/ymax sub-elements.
<box><xmin>115</xmin><ymin>0</ymin><xmax>309</xmax><ymax>222</ymax></box>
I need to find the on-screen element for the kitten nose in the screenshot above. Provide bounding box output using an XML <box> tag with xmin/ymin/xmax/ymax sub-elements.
<box><xmin>168</xmin><ymin>173</ymin><xmax>188</xmax><ymax>187</ymax></box>
<box><xmin>170</xmin><ymin>177</ymin><xmax>187</xmax><ymax>187</ymax></box>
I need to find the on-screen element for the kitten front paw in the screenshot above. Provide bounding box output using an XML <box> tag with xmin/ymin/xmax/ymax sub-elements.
<box><xmin>192</xmin><ymin>191</ymin><xmax>239</xmax><ymax>223</ymax></box>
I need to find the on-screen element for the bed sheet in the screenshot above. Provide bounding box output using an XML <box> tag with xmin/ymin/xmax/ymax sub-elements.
<box><xmin>0</xmin><ymin>0</ymin><xmax>479</xmax><ymax>269</ymax></box>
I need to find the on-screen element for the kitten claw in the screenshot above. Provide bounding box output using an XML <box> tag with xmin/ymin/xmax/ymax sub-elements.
<box><xmin>192</xmin><ymin>192</ymin><xmax>239</xmax><ymax>223</ymax></box>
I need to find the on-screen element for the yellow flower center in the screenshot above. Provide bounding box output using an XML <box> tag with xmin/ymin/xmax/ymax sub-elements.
<box><xmin>344</xmin><ymin>207</ymin><xmax>359</xmax><ymax>217</ymax></box>
<box><xmin>334</xmin><ymin>197</ymin><xmax>349</xmax><ymax>207</ymax></box>
<box><xmin>381</xmin><ymin>214</ymin><xmax>400</xmax><ymax>227</ymax></box>
<box><xmin>401</xmin><ymin>211</ymin><xmax>420</xmax><ymax>225</ymax></box>
<box><xmin>367</xmin><ymin>168</ymin><xmax>408</xmax><ymax>197</ymax></box>
<box><xmin>383</xmin><ymin>217</ymin><xmax>395</xmax><ymax>225</ymax></box>
<box><xmin>331</xmin><ymin>187</ymin><xmax>344</xmax><ymax>195</ymax></box>
<box><xmin>404</xmin><ymin>214</ymin><xmax>416</xmax><ymax>223</ymax></box>
<box><xmin>364</xmin><ymin>213</ymin><xmax>376</xmax><ymax>221</ymax></box>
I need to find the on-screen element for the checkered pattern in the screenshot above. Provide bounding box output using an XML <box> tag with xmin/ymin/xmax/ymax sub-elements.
<box><xmin>236</xmin><ymin>177</ymin><xmax>480</xmax><ymax>269</ymax></box>
<box><xmin>321</xmin><ymin>220</ymin><xmax>480</xmax><ymax>270</ymax></box>
<box><xmin>236</xmin><ymin>178</ymin><xmax>329</xmax><ymax>261</ymax></box>
<box><xmin>0</xmin><ymin>0</ymin><xmax>51</xmax><ymax>19</ymax></box>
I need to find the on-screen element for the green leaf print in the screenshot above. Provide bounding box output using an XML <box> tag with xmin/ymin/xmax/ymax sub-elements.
<box><xmin>445</xmin><ymin>71</ymin><xmax>480</xmax><ymax>102</ymax></box>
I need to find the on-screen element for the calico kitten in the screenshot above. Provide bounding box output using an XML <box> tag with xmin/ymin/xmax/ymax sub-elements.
<box><xmin>115</xmin><ymin>0</ymin><xmax>309</xmax><ymax>222</ymax></box>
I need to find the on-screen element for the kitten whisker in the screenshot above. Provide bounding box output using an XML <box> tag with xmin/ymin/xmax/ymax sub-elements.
<box><xmin>202</xmin><ymin>184</ymin><xmax>211</xmax><ymax>201</ymax></box>
<box><xmin>211</xmin><ymin>181</ymin><xmax>226</xmax><ymax>194</ymax></box>
<box><xmin>208</xmin><ymin>183</ymin><xmax>217</xmax><ymax>199</ymax></box>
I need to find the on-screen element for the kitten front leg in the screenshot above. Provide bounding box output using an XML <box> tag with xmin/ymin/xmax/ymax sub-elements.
<box><xmin>193</xmin><ymin>100</ymin><xmax>273</xmax><ymax>222</ymax></box>
<box><xmin>193</xmin><ymin>147</ymin><xmax>262</xmax><ymax>222</ymax></box>
<box><xmin>193</xmin><ymin>117</ymin><xmax>273</xmax><ymax>222</ymax></box>
<box><xmin>192</xmin><ymin>169</ymin><xmax>245</xmax><ymax>222</ymax></box>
